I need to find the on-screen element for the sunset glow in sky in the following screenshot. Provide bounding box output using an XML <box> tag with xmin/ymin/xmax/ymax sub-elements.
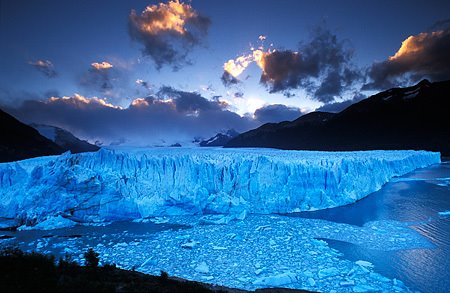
<box><xmin>1</xmin><ymin>0</ymin><xmax>449</xmax><ymax>145</ymax></box>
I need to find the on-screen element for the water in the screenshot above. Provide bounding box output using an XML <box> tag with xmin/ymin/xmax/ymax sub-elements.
<box><xmin>0</xmin><ymin>221</ymin><xmax>187</xmax><ymax>263</ymax></box>
<box><xmin>294</xmin><ymin>161</ymin><xmax>450</xmax><ymax>293</ymax></box>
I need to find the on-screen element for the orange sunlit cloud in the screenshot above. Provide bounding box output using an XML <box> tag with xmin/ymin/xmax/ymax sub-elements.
<box><xmin>365</xmin><ymin>29</ymin><xmax>450</xmax><ymax>90</ymax></box>
<box><xmin>28</xmin><ymin>59</ymin><xmax>57</xmax><ymax>77</ymax></box>
<box><xmin>223</xmin><ymin>54</ymin><xmax>253</xmax><ymax>78</ymax></box>
<box><xmin>252</xmin><ymin>49</ymin><xmax>268</xmax><ymax>70</ymax></box>
<box><xmin>389</xmin><ymin>31</ymin><xmax>445</xmax><ymax>61</ymax></box>
<box><xmin>30</xmin><ymin>60</ymin><xmax>52</xmax><ymax>67</ymax></box>
<box><xmin>222</xmin><ymin>34</ymin><xmax>277</xmax><ymax>81</ymax></box>
<box><xmin>91</xmin><ymin>62</ymin><xmax>113</xmax><ymax>70</ymax></box>
<box><xmin>131</xmin><ymin>98</ymin><xmax>150</xmax><ymax>107</ymax></box>
<box><xmin>48</xmin><ymin>94</ymin><xmax>120</xmax><ymax>109</ymax></box>
<box><xmin>129</xmin><ymin>0</ymin><xmax>210</xmax><ymax>68</ymax></box>
<box><xmin>222</xmin><ymin>46</ymin><xmax>273</xmax><ymax>79</ymax></box>
<box><xmin>131</xmin><ymin>0</ymin><xmax>197</xmax><ymax>36</ymax></box>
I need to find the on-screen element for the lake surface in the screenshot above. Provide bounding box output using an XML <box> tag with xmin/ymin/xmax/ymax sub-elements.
<box><xmin>293</xmin><ymin>160</ymin><xmax>450</xmax><ymax>293</ymax></box>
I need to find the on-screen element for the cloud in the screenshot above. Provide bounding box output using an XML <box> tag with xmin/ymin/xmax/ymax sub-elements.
<box><xmin>128</xmin><ymin>0</ymin><xmax>210</xmax><ymax>70</ymax></box>
<box><xmin>254</xmin><ymin>104</ymin><xmax>304</xmax><ymax>123</ymax></box>
<box><xmin>136</xmin><ymin>79</ymin><xmax>152</xmax><ymax>91</ymax></box>
<box><xmin>316</xmin><ymin>93</ymin><xmax>366</xmax><ymax>113</ymax></box>
<box><xmin>312</xmin><ymin>71</ymin><xmax>342</xmax><ymax>103</ymax></box>
<box><xmin>91</xmin><ymin>62</ymin><xmax>113</xmax><ymax>70</ymax></box>
<box><xmin>5</xmin><ymin>90</ymin><xmax>257</xmax><ymax>146</ymax></box>
<box><xmin>221</xmin><ymin>71</ymin><xmax>240</xmax><ymax>86</ymax></box>
<box><xmin>428</xmin><ymin>19</ymin><xmax>450</xmax><ymax>31</ymax></box>
<box><xmin>221</xmin><ymin>49</ymin><xmax>266</xmax><ymax>86</ymax></box>
<box><xmin>258</xmin><ymin>50</ymin><xmax>303</xmax><ymax>93</ymax></box>
<box><xmin>80</xmin><ymin>61</ymin><xmax>117</xmax><ymax>93</ymax></box>
<box><xmin>222</xmin><ymin>26</ymin><xmax>361</xmax><ymax>103</ymax></box>
<box><xmin>234</xmin><ymin>91</ymin><xmax>244</xmax><ymax>98</ymax></box>
<box><xmin>157</xmin><ymin>86</ymin><xmax>226</xmax><ymax>113</ymax></box>
<box><xmin>28</xmin><ymin>60</ymin><xmax>57</xmax><ymax>78</ymax></box>
<box><xmin>258</xmin><ymin>27</ymin><xmax>361</xmax><ymax>102</ymax></box>
<box><xmin>223</xmin><ymin>54</ymin><xmax>253</xmax><ymax>79</ymax></box>
<box><xmin>364</xmin><ymin>29</ymin><xmax>450</xmax><ymax>90</ymax></box>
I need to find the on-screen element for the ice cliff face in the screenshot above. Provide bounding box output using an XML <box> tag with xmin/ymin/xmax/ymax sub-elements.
<box><xmin>0</xmin><ymin>148</ymin><xmax>440</xmax><ymax>226</ymax></box>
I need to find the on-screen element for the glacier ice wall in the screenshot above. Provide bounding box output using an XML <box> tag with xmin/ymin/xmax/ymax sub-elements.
<box><xmin>0</xmin><ymin>148</ymin><xmax>440</xmax><ymax>225</ymax></box>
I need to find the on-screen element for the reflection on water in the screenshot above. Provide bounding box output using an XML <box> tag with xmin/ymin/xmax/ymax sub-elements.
<box><xmin>322</xmin><ymin>238</ymin><xmax>449</xmax><ymax>293</ymax></box>
<box><xmin>295</xmin><ymin>161</ymin><xmax>450</xmax><ymax>293</ymax></box>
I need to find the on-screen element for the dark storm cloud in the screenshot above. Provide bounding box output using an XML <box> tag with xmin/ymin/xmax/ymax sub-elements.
<box><xmin>4</xmin><ymin>90</ymin><xmax>256</xmax><ymax>146</ymax></box>
<box><xmin>28</xmin><ymin>60</ymin><xmax>57</xmax><ymax>78</ymax></box>
<box><xmin>258</xmin><ymin>26</ymin><xmax>362</xmax><ymax>103</ymax></box>
<box><xmin>363</xmin><ymin>29</ymin><xmax>450</xmax><ymax>90</ymax></box>
<box><xmin>254</xmin><ymin>104</ymin><xmax>304</xmax><ymax>124</ymax></box>
<box><xmin>157</xmin><ymin>86</ymin><xmax>226</xmax><ymax>113</ymax></box>
<box><xmin>310</xmin><ymin>67</ymin><xmax>361</xmax><ymax>102</ymax></box>
<box><xmin>311</xmin><ymin>70</ymin><xmax>343</xmax><ymax>103</ymax></box>
<box><xmin>428</xmin><ymin>19</ymin><xmax>450</xmax><ymax>31</ymax></box>
<box><xmin>316</xmin><ymin>93</ymin><xmax>366</xmax><ymax>113</ymax></box>
<box><xmin>259</xmin><ymin>50</ymin><xmax>303</xmax><ymax>93</ymax></box>
<box><xmin>234</xmin><ymin>91</ymin><xmax>244</xmax><ymax>98</ymax></box>
<box><xmin>128</xmin><ymin>0</ymin><xmax>210</xmax><ymax>70</ymax></box>
<box><xmin>221</xmin><ymin>71</ymin><xmax>240</xmax><ymax>87</ymax></box>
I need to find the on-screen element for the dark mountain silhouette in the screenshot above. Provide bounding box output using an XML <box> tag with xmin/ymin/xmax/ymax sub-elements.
<box><xmin>30</xmin><ymin>124</ymin><xmax>99</xmax><ymax>154</ymax></box>
<box><xmin>0</xmin><ymin>109</ymin><xmax>63</xmax><ymax>163</ymax></box>
<box><xmin>226</xmin><ymin>79</ymin><xmax>450</xmax><ymax>156</ymax></box>
<box><xmin>200</xmin><ymin>129</ymin><xmax>240</xmax><ymax>147</ymax></box>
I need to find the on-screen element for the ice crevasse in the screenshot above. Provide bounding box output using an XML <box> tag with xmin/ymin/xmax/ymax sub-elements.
<box><xmin>0</xmin><ymin>148</ymin><xmax>440</xmax><ymax>226</ymax></box>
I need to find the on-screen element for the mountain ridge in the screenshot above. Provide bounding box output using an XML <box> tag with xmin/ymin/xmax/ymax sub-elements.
<box><xmin>200</xmin><ymin>129</ymin><xmax>240</xmax><ymax>147</ymax></box>
<box><xmin>225</xmin><ymin>79</ymin><xmax>450</xmax><ymax>156</ymax></box>
<box><xmin>0</xmin><ymin>109</ymin><xmax>63</xmax><ymax>163</ymax></box>
<box><xmin>30</xmin><ymin>123</ymin><xmax>99</xmax><ymax>154</ymax></box>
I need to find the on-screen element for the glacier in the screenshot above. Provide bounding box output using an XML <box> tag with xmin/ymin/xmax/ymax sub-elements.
<box><xmin>0</xmin><ymin>147</ymin><xmax>440</xmax><ymax>228</ymax></box>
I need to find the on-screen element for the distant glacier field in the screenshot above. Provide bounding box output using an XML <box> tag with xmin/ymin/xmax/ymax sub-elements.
<box><xmin>1</xmin><ymin>148</ymin><xmax>447</xmax><ymax>292</ymax></box>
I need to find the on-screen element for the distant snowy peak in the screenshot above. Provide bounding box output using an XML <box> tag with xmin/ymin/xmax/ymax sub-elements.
<box><xmin>200</xmin><ymin>129</ymin><xmax>239</xmax><ymax>147</ymax></box>
<box><xmin>30</xmin><ymin>123</ymin><xmax>99</xmax><ymax>153</ymax></box>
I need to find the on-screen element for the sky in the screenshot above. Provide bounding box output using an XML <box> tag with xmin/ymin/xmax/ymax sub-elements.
<box><xmin>1</xmin><ymin>0</ymin><xmax>449</xmax><ymax>146</ymax></box>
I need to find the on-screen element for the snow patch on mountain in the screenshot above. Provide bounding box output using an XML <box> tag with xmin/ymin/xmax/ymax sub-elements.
<box><xmin>200</xmin><ymin>129</ymin><xmax>239</xmax><ymax>147</ymax></box>
<box><xmin>30</xmin><ymin>123</ymin><xmax>99</xmax><ymax>153</ymax></box>
<box><xmin>32</xmin><ymin>124</ymin><xmax>57</xmax><ymax>141</ymax></box>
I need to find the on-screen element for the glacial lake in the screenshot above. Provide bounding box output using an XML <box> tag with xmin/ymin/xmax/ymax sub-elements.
<box><xmin>293</xmin><ymin>160</ymin><xmax>450</xmax><ymax>293</ymax></box>
<box><xmin>1</xmin><ymin>160</ymin><xmax>449</xmax><ymax>292</ymax></box>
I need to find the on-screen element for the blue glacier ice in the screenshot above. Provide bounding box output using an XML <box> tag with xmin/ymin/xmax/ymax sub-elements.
<box><xmin>0</xmin><ymin>147</ymin><xmax>440</xmax><ymax>228</ymax></box>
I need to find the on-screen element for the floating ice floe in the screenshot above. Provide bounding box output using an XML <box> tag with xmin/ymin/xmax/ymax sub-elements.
<box><xmin>438</xmin><ymin>210</ymin><xmax>450</xmax><ymax>217</ymax></box>
<box><xmin>18</xmin><ymin>215</ymin><xmax>77</xmax><ymax>231</ymax></box>
<box><xmin>2</xmin><ymin>214</ymin><xmax>429</xmax><ymax>292</ymax></box>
